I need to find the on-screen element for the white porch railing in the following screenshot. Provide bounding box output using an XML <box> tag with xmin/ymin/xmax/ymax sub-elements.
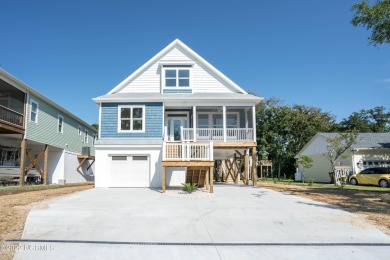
<box><xmin>163</xmin><ymin>142</ymin><xmax>213</xmax><ymax>161</ymax></box>
<box><xmin>226</xmin><ymin>128</ymin><xmax>254</xmax><ymax>141</ymax></box>
<box><xmin>182</xmin><ymin>128</ymin><xmax>254</xmax><ymax>142</ymax></box>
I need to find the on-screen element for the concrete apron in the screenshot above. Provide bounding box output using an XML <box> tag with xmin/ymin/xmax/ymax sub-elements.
<box><xmin>12</xmin><ymin>185</ymin><xmax>390</xmax><ymax>259</ymax></box>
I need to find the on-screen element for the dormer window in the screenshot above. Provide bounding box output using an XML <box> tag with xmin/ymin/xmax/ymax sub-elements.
<box><xmin>162</xmin><ymin>65</ymin><xmax>192</xmax><ymax>88</ymax></box>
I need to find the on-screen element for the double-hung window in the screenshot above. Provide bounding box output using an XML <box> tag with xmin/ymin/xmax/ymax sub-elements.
<box><xmin>118</xmin><ymin>106</ymin><xmax>145</xmax><ymax>132</ymax></box>
<box><xmin>163</xmin><ymin>65</ymin><xmax>191</xmax><ymax>88</ymax></box>
<box><xmin>58</xmin><ymin>115</ymin><xmax>64</xmax><ymax>134</ymax></box>
<box><xmin>30</xmin><ymin>100</ymin><xmax>39</xmax><ymax>123</ymax></box>
<box><xmin>84</xmin><ymin>129</ymin><xmax>88</xmax><ymax>143</ymax></box>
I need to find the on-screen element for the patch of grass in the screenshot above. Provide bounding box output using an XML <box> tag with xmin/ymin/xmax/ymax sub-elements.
<box><xmin>343</xmin><ymin>185</ymin><xmax>390</xmax><ymax>192</ymax></box>
<box><xmin>0</xmin><ymin>183</ymin><xmax>93</xmax><ymax>195</ymax></box>
<box><xmin>0</xmin><ymin>184</ymin><xmax>61</xmax><ymax>193</ymax></box>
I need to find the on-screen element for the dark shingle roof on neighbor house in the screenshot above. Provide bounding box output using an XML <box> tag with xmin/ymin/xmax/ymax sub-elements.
<box><xmin>318</xmin><ymin>133</ymin><xmax>390</xmax><ymax>149</ymax></box>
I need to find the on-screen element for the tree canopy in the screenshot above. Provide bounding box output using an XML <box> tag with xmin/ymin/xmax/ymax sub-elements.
<box><xmin>256</xmin><ymin>98</ymin><xmax>336</xmax><ymax>177</ymax></box>
<box><xmin>351</xmin><ymin>0</ymin><xmax>390</xmax><ymax>46</ymax></box>
<box><xmin>338</xmin><ymin>106</ymin><xmax>390</xmax><ymax>132</ymax></box>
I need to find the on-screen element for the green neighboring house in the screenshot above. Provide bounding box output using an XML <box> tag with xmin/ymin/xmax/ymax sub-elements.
<box><xmin>0</xmin><ymin>69</ymin><xmax>97</xmax><ymax>184</ymax></box>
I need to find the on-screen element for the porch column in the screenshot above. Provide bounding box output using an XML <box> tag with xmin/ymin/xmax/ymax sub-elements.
<box><xmin>43</xmin><ymin>145</ymin><xmax>49</xmax><ymax>185</ymax></box>
<box><xmin>244</xmin><ymin>150</ymin><xmax>249</xmax><ymax>185</ymax></box>
<box><xmin>19</xmin><ymin>137</ymin><xmax>26</xmax><ymax>186</ymax></box>
<box><xmin>252</xmin><ymin>146</ymin><xmax>257</xmax><ymax>186</ymax></box>
<box><xmin>252</xmin><ymin>106</ymin><xmax>256</xmax><ymax>142</ymax></box>
<box><xmin>193</xmin><ymin>106</ymin><xmax>197</xmax><ymax>142</ymax></box>
<box><xmin>210</xmin><ymin>166</ymin><xmax>214</xmax><ymax>193</ymax></box>
<box><xmin>162</xmin><ymin>166</ymin><xmax>166</xmax><ymax>193</ymax></box>
<box><xmin>223</xmin><ymin>106</ymin><xmax>227</xmax><ymax>142</ymax></box>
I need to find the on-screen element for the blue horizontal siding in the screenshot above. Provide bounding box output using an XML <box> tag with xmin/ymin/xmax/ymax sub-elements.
<box><xmin>163</xmin><ymin>88</ymin><xmax>192</xmax><ymax>94</ymax></box>
<box><xmin>100</xmin><ymin>102</ymin><xmax>163</xmax><ymax>138</ymax></box>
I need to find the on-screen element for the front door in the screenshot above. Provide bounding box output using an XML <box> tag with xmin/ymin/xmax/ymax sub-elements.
<box><xmin>167</xmin><ymin>115</ymin><xmax>188</xmax><ymax>142</ymax></box>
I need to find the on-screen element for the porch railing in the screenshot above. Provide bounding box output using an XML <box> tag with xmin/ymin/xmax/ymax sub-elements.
<box><xmin>163</xmin><ymin>142</ymin><xmax>213</xmax><ymax>161</ymax></box>
<box><xmin>182</xmin><ymin>128</ymin><xmax>254</xmax><ymax>142</ymax></box>
<box><xmin>0</xmin><ymin>105</ymin><xmax>24</xmax><ymax>128</ymax></box>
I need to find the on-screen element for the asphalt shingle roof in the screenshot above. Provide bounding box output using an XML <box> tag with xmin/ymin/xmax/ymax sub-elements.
<box><xmin>319</xmin><ymin>133</ymin><xmax>390</xmax><ymax>149</ymax></box>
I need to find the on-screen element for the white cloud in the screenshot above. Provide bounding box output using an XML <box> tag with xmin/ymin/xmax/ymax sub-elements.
<box><xmin>383</xmin><ymin>78</ymin><xmax>390</xmax><ymax>84</ymax></box>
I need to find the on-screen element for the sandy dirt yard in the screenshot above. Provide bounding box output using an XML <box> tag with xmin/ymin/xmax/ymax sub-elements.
<box><xmin>0</xmin><ymin>184</ymin><xmax>93</xmax><ymax>260</ymax></box>
<box><xmin>257</xmin><ymin>182</ymin><xmax>390</xmax><ymax>235</ymax></box>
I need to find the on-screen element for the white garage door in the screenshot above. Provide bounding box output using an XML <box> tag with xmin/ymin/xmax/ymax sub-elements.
<box><xmin>109</xmin><ymin>155</ymin><xmax>150</xmax><ymax>187</ymax></box>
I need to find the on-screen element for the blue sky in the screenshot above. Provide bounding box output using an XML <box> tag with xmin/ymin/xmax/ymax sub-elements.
<box><xmin>1</xmin><ymin>0</ymin><xmax>389</xmax><ymax>124</ymax></box>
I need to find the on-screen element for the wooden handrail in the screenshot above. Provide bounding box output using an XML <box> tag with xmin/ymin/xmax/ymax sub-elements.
<box><xmin>0</xmin><ymin>105</ymin><xmax>24</xmax><ymax>127</ymax></box>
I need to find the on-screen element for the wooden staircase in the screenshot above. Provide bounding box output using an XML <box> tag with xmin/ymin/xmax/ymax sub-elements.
<box><xmin>186</xmin><ymin>167</ymin><xmax>207</xmax><ymax>188</ymax></box>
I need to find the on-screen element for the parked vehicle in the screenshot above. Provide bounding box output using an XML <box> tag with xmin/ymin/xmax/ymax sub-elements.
<box><xmin>349</xmin><ymin>167</ymin><xmax>390</xmax><ymax>188</ymax></box>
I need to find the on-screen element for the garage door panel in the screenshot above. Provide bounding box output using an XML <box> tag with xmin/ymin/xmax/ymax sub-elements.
<box><xmin>109</xmin><ymin>155</ymin><xmax>150</xmax><ymax>187</ymax></box>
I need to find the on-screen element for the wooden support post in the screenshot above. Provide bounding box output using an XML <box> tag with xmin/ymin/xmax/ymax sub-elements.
<box><xmin>260</xmin><ymin>164</ymin><xmax>263</xmax><ymax>179</ymax></box>
<box><xmin>244</xmin><ymin>150</ymin><xmax>249</xmax><ymax>185</ymax></box>
<box><xmin>43</xmin><ymin>145</ymin><xmax>49</xmax><ymax>185</ymax></box>
<box><xmin>205</xmin><ymin>167</ymin><xmax>209</xmax><ymax>191</ymax></box>
<box><xmin>19</xmin><ymin>137</ymin><xmax>26</xmax><ymax>186</ymax></box>
<box><xmin>219</xmin><ymin>160</ymin><xmax>223</xmax><ymax>182</ymax></box>
<box><xmin>162</xmin><ymin>166</ymin><xmax>166</xmax><ymax>193</ymax></box>
<box><xmin>25</xmin><ymin>150</ymin><xmax>45</xmax><ymax>176</ymax></box>
<box><xmin>233</xmin><ymin>154</ymin><xmax>238</xmax><ymax>184</ymax></box>
<box><xmin>252</xmin><ymin>146</ymin><xmax>257</xmax><ymax>186</ymax></box>
<box><xmin>210</xmin><ymin>166</ymin><xmax>214</xmax><ymax>193</ymax></box>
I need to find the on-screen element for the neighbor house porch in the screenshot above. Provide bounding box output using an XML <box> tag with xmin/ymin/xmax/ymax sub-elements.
<box><xmin>0</xmin><ymin>77</ymin><xmax>26</xmax><ymax>135</ymax></box>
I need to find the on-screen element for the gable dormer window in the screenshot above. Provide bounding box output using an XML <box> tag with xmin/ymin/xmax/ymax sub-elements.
<box><xmin>162</xmin><ymin>65</ymin><xmax>192</xmax><ymax>88</ymax></box>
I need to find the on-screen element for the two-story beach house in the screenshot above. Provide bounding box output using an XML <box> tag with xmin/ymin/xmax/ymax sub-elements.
<box><xmin>0</xmin><ymin>69</ymin><xmax>97</xmax><ymax>185</ymax></box>
<box><xmin>93</xmin><ymin>39</ymin><xmax>262</xmax><ymax>192</ymax></box>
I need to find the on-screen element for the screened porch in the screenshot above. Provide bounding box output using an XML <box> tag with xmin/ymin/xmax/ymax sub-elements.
<box><xmin>164</xmin><ymin>106</ymin><xmax>255</xmax><ymax>143</ymax></box>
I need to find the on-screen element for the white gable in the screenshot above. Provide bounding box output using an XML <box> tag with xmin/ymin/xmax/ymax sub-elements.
<box><xmin>109</xmin><ymin>39</ymin><xmax>246</xmax><ymax>95</ymax></box>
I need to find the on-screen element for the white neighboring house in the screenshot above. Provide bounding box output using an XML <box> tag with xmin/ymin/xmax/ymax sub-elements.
<box><xmin>93</xmin><ymin>39</ymin><xmax>262</xmax><ymax>189</ymax></box>
<box><xmin>295</xmin><ymin>133</ymin><xmax>390</xmax><ymax>183</ymax></box>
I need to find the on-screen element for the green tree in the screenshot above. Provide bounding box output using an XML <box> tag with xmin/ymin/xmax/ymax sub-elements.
<box><xmin>256</xmin><ymin>98</ymin><xmax>336</xmax><ymax>178</ymax></box>
<box><xmin>323</xmin><ymin>132</ymin><xmax>358</xmax><ymax>184</ymax></box>
<box><xmin>338</xmin><ymin>106</ymin><xmax>390</xmax><ymax>132</ymax></box>
<box><xmin>351</xmin><ymin>0</ymin><xmax>390</xmax><ymax>46</ymax></box>
<box><xmin>296</xmin><ymin>155</ymin><xmax>313</xmax><ymax>183</ymax></box>
<box><xmin>91</xmin><ymin>123</ymin><xmax>99</xmax><ymax>130</ymax></box>
<box><xmin>91</xmin><ymin>123</ymin><xmax>99</xmax><ymax>139</ymax></box>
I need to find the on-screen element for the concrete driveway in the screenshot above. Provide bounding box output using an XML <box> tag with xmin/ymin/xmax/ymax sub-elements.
<box><xmin>13</xmin><ymin>184</ymin><xmax>390</xmax><ymax>259</ymax></box>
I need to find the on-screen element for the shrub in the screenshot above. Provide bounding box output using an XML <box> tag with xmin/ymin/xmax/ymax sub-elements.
<box><xmin>307</xmin><ymin>178</ymin><xmax>314</xmax><ymax>186</ymax></box>
<box><xmin>182</xmin><ymin>183</ymin><xmax>198</xmax><ymax>193</ymax></box>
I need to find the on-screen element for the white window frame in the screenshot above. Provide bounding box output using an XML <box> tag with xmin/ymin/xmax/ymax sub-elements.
<box><xmin>84</xmin><ymin>129</ymin><xmax>88</xmax><ymax>143</ymax></box>
<box><xmin>58</xmin><ymin>115</ymin><xmax>64</xmax><ymax>134</ymax></box>
<box><xmin>30</xmin><ymin>99</ymin><xmax>39</xmax><ymax>124</ymax></box>
<box><xmin>117</xmin><ymin>105</ymin><xmax>145</xmax><ymax>133</ymax></box>
<box><xmin>162</xmin><ymin>66</ymin><xmax>193</xmax><ymax>89</ymax></box>
<box><xmin>78</xmin><ymin>126</ymin><xmax>82</xmax><ymax>135</ymax></box>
